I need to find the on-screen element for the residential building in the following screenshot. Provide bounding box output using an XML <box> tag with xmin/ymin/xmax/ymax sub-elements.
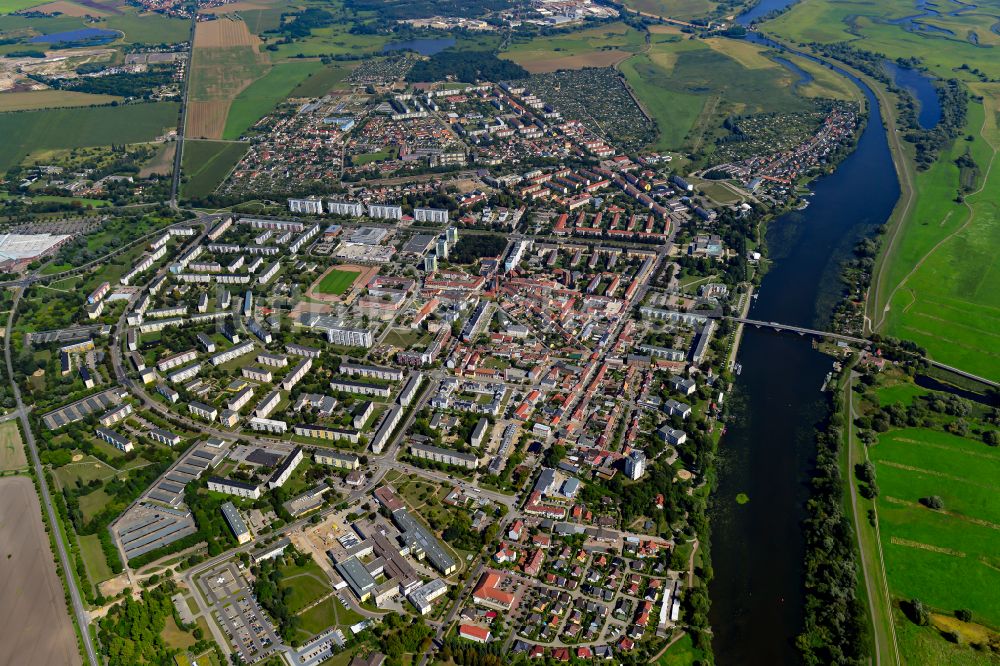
<box><xmin>96</xmin><ymin>427</ymin><xmax>133</xmax><ymax>453</ymax></box>
<box><xmin>221</xmin><ymin>501</ymin><xmax>252</xmax><ymax>544</ymax></box>
<box><xmin>208</xmin><ymin>477</ymin><xmax>261</xmax><ymax>499</ymax></box>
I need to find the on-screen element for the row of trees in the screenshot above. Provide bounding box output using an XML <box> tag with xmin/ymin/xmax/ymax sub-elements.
<box><xmin>796</xmin><ymin>364</ymin><xmax>870</xmax><ymax>665</ymax></box>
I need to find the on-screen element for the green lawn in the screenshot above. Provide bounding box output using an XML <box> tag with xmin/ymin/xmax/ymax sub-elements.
<box><xmin>351</xmin><ymin>148</ymin><xmax>396</xmax><ymax>166</ymax></box>
<box><xmin>0</xmin><ymin>102</ymin><xmax>179</xmax><ymax>172</ymax></box>
<box><xmin>875</xmin><ymin>382</ymin><xmax>929</xmax><ymax>407</ymax></box>
<box><xmin>656</xmin><ymin>632</ymin><xmax>706</xmax><ymax>666</ymax></box>
<box><xmin>871</xmin><ymin>427</ymin><xmax>1000</xmax><ymax>627</ymax></box>
<box><xmin>280</xmin><ymin>559</ymin><xmax>331</xmax><ymax>613</ymax></box>
<box><xmin>316</xmin><ymin>268</ymin><xmax>360</xmax><ymax>295</ymax></box>
<box><xmin>181</xmin><ymin>139</ymin><xmax>249</xmax><ymax>199</ymax></box>
<box><xmin>223</xmin><ymin>60</ymin><xmax>322</xmax><ymax>140</ymax></box>
<box><xmin>78</xmin><ymin>533</ymin><xmax>113</xmax><ymax>584</ymax></box>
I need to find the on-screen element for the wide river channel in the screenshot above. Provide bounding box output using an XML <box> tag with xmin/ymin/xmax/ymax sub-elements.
<box><xmin>707</xmin><ymin>1</ymin><xmax>904</xmax><ymax>662</ymax></box>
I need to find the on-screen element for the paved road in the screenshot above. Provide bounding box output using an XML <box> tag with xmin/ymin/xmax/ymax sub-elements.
<box><xmin>4</xmin><ymin>286</ymin><xmax>99</xmax><ymax>666</ymax></box>
<box><xmin>170</xmin><ymin>12</ymin><xmax>197</xmax><ymax>207</ymax></box>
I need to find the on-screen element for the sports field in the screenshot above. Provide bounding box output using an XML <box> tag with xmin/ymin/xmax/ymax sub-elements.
<box><xmin>0</xmin><ymin>419</ymin><xmax>25</xmax><ymax>470</ymax></box>
<box><xmin>0</xmin><ymin>102</ymin><xmax>178</xmax><ymax>172</ymax></box>
<box><xmin>181</xmin><ymin>139</ymin><xmax>248</xmax><ymax>198</ymax></box>
<box><xmin>315</xmin><ymin>267</ymin><xmax>360</xmax><ymax>295</ymax></box>
<box><xmin>871</xmin><ymin>426</ymin><xmax>1000</xmax><ymax>627</ymax></box>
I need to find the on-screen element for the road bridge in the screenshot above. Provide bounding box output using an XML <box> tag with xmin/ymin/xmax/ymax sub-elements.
<box><xmin>718</xmin><ymin>316</ymin><xmax>999</xmax><ymax>391</ymax></box>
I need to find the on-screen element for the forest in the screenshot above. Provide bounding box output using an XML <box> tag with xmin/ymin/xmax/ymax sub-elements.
<box><xmin>406</xmin><ymin>50</ymin><xmax>528</xmax><ymax>84</ymax></box>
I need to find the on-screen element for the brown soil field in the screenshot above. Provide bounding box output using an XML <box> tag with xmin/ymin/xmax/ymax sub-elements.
<box><xmin>516</xmin><ymin>50</ymin><xmax>632</xmax><ymax>73</ymax></box>
<box><xmin>0</xmin><ymin>476</ymin><xmax>81</xmax><ymax>666</ymax></box>
<box><xmin>186</xmin><ymin>100</ymin><xmax>230</xmax><ymax>139</ymax></box>
<box><xmin>194</xmin><ymin>16</ymin><xmax>260</xmax><ymax>48</ymax></box>
<box><xmin>31</xmin><ymin>0</ymin><xmax>108</xmax><ymax>16</ymax></box>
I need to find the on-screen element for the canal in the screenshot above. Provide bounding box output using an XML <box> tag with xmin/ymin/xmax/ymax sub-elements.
<box><xmin>707</xmin><ymin>4</ymin><xmax>902</xmax><ymax>663</ymax></box>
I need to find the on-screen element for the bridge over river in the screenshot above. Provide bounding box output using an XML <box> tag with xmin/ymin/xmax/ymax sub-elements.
<box><xmin>715</xmin><ymin>316</ymin><xmax>999</xmax><ymax>390</ymax></box>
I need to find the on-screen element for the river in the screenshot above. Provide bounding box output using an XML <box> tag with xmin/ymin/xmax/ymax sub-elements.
<box><xmin>708</xmin><ymin>5</ymin><xmax>901</xmax><ymax>664</ymax></box>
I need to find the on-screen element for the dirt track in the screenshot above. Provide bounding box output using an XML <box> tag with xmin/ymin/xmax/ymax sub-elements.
<box><xmin>0</xmin><ymin>476</ymin><xmax>81</xmax><ymax>666</ymax></box>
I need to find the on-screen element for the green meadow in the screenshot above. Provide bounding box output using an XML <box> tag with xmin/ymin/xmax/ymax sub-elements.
<box><xmin>621</xmin><ymin>0</ymin><xmax>720</xmax><ymax>20</ymax></box>
<box><xmin>223</xmin><ymin>60</ymin><xmax>322</xmax><ymax>139</ymax></box>
<box><xmin>879</xmin><ymin>88</ymin><xmax>1000</xmax><ymax>381</ymax></box>
<box><xmin>871</xmin><ymin>427</ymin><xmax>1000</xmax><ymax>627</ymax></box>
<box><xmin>616</xmin><ymin>35</ymin><xmax>819</xmax><ymax>153</ymax></box>
<box><xmin>0</xmin><ymin>102</ymin><xmax>178</xmax><ymax>172</ymax></box>
<box><xmin>181</xmin><ymin>139</ymin><xmax>249</xmax><ymax>199</ymax></box>
<box><xmin>768</xmin><ymin>0</ymin><xmax>1000</xmax><ymax>79</ymax></box>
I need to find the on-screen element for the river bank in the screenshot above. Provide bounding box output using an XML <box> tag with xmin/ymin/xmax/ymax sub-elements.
<box><xmin>707</xmin><ymin>22</ymin><xmax>901</xmax><ymax>666</ymax></box>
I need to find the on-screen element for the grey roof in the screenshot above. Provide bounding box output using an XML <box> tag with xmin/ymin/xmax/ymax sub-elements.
<box><xmin>221</xmin><ymin>501</ymin><xmax>250</xmax><ymax>537</ymax></box>
<box><xmin>392</xmin><ymin>508</ymin><xmax>455</xmax><ymax>574</ymax></box>
<box><xmin>335</xmin><ymin>555</ymin><xmax>377</xmax><ymax>597</ymax></box>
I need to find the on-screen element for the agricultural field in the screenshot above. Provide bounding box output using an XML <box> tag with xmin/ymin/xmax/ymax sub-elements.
<box><xmin>0</xmin><ymin>0</ymin><xmax>47</xmax><ymax>12</ymax></box>
<box><xmin>850</xmin><ymin>374</ymin><xmax>1000</xmax><ymax>662</ymax></box>
<box><xmin>502</xmin><ymin>22</ymin><xmax>647</xmax><ymax>73</ymax></box>
<box><xmin>621</xmin><ymin>0</ymin><xmax>720</xmax><ymax>20</ymax></box>
<box><xmin>0</xmin><ymin>476</ymin><xmax>82</xmax><ymax>666</ymax></box>
<box><xmin>315</xmin><ymin>268</ymin><xmax>360</xmax><ymax>296</ymax></box>
<box><xmin>0</xmin><ymin>102</ymin><xmax>178</xmax><ymax>172</ymax></box>
<box><xmin>181</xmin><ymin>139</ymin><xmax>249</xmax><ymax>199</ymax></box>
<box><xmin>268</xmin><ymin>22</ymin><xmax>387</xmax><ymax>60</ymax></box>
<box><xmin>187</xmin><ymin>17</ymin><xmax>269</xmax><ymax>139</ymax></box>
<box><xmin>93</xmin><ymin>8</ymin><xmax>190</xmax><ymax>45</ymax></box>
<box><xmin>0</xmin><ymin>90</ymin><xmax>121</xmax><ymax>111</ymax></box>
<box><xmin>0</xmin><ymin>419</ymin><xmax>25</xmax><ymax>470</ymax></box>
<box><xmin>222</xmin><ymin>60</ymin><xmax>322</xmax><ymax>139</ymax></box>
<box><xmin>872</xmin><ymin>427</ymin><xmax>1000</xmax><ymax>626</ymax></box>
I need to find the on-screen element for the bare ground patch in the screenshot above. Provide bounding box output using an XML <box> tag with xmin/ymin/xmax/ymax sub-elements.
<box><xmin>0</xmin><ymin>476</ymin><xmax>81</xmax><ymax>666</ymax></box>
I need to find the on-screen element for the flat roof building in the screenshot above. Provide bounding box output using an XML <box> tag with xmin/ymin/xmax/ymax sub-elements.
<box><xmin>221</xmin><ymin>501</ymin><xmax>252</xmax><ymax>544</ymax></box>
